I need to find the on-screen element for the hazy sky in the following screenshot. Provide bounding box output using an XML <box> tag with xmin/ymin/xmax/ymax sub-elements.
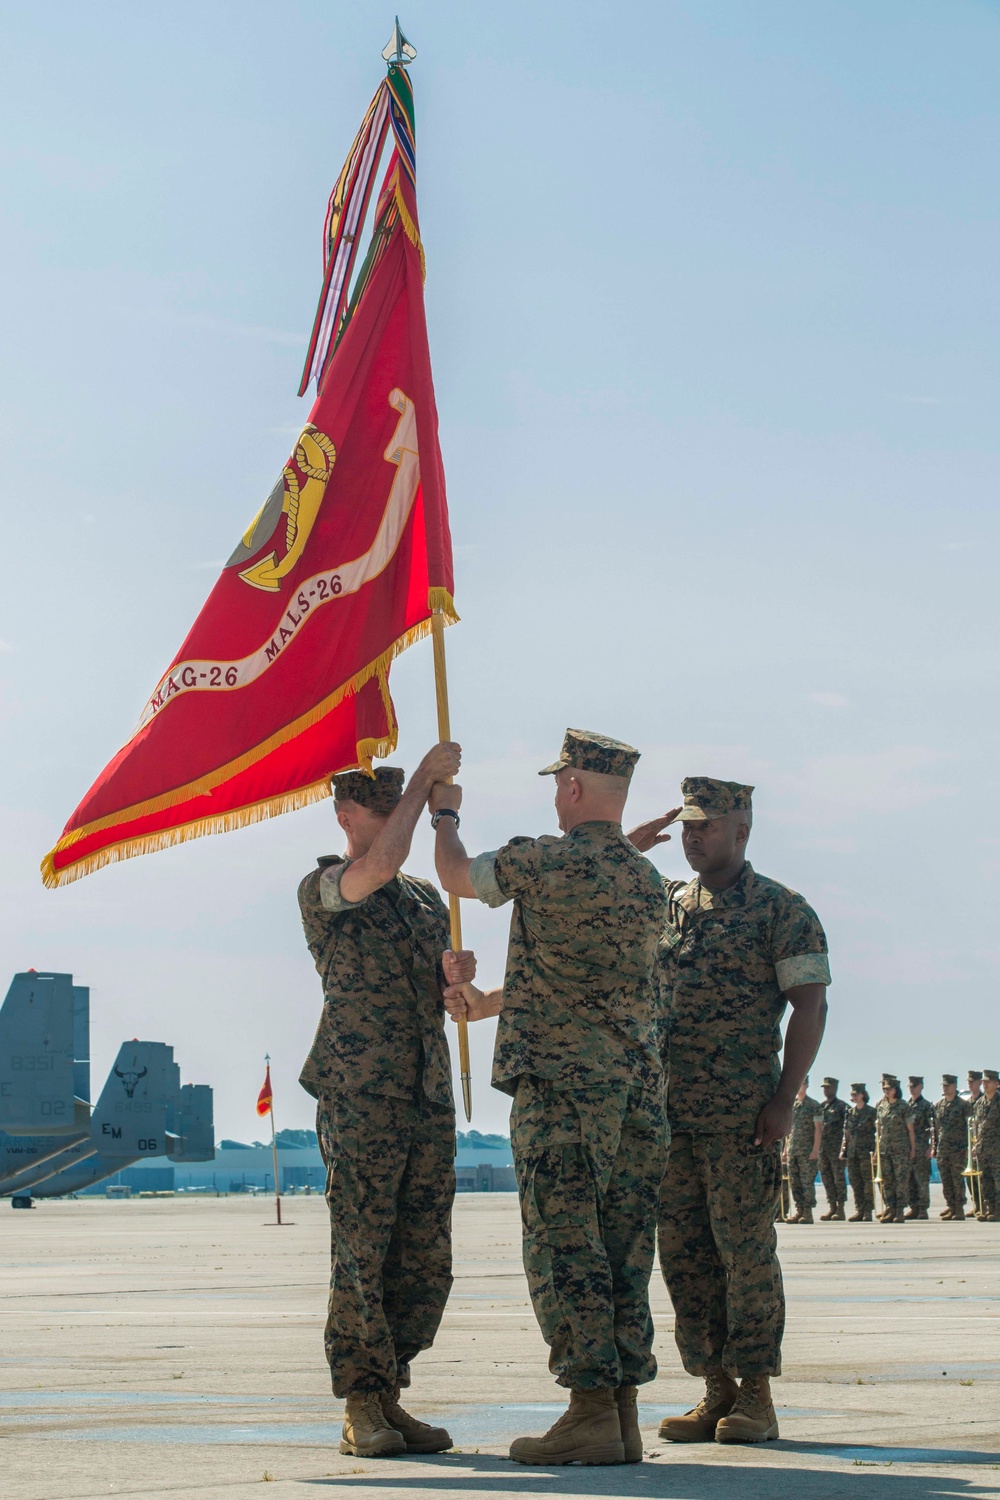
<box><xmin>2</xmin><ymin>2</ymin><xmax>998</xmax><ymax>1139</ymax></box>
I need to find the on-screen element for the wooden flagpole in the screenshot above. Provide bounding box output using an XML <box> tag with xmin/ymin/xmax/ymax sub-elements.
<box><xmin>431</xmin><ymin>610</ymin><xmax>472</xmax><ymax>1122</ymax></box>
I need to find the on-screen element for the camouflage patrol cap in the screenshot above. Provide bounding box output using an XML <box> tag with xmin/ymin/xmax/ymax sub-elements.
<box><xmin>331</xmin><ymin>766</ymin><xmax>405</xmax><ymax>814</ymax></box>
<box><xmin>984</xmin><ymin>1069</ymin><xmax>999</xmax><ymax>1082</ymax></box>
<box><xmin>942</xmin><ymin>1074</ymin><xmax>958</xmax><ymax>1086</ymax></box>
<box><xmin>908</xmin><ymin>1075</ymin><xmax>923</xmax><ymax>1086</ymax></box>
<box><xmin>538</xmin><ymin>728</ymin><xmax>639</xmax><ymax>781</ymax></box>
<box><xmin>881</xmin><ymin>1072</ymin><xmax>898</xmax><ymax>1086</ymax></box>
<box><xmin>968</xmin><ymin>1070</ymin><xmax>984</xmax><ymax>1081</ymax></box>
<box><xmin>675</xmin><ymin>776</ymin><xmax>754</xmax><ymax>822</ymax></box>
<box><xmin>822</xmin><ymin>1077</ymin><xmax>838</xmax><ymax>1089</ymax></box>
<box><xmin>850</xmin><ymin>1082</ymin><xmax>866</xmax><ymax>1093</ymax></box>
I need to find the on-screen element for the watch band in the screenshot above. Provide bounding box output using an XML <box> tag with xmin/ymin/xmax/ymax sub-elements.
<box><xmin>431</xmin><ymin>808</ymin><xmax>460</xmax><ymax>829</ymax></box>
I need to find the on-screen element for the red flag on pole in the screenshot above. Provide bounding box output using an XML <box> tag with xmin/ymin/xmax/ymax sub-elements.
<box><xmin>42</xmin><ymin>62</ymin><xmax>455</xmax><ymax>889</ymax></box>
<box><xmin>256</xmin><ymin>1065</ymin><xmax>274</xmax><ymax>1119</ymax></box>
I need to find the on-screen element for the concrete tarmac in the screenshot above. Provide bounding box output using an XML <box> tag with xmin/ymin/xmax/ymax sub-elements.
<box><xmin>1</xmin><ymin>1185</ymin><xmax>998</xmax><ymax>1500</ymax></box>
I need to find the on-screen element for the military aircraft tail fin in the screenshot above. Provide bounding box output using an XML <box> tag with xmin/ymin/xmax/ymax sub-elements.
<box><xmin>0</xmin><ymin>972</ymin><xmax>85</xmax><ymax>1135</ymax></box>
<box><xmin>72</xmin><ymin>984</ymin><xmax>91</xmax><ymax>1112</ymax></box>
<box><xmin>168</xmin><ymin>1084</ymin><xmax>215</xmax><ymax>1162</ymax></box>
<box><xmin>90</xmin><ymin>1041</ymin><xmax>177</xmax><ymax>1158</ymax></box>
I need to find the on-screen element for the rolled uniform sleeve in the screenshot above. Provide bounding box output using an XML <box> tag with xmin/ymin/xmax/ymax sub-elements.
<box><xmin>775</xmin><ymin>952</ymin><xmax>831</xmax><ymax>990</ymax></box>
<box><xmin>770</xmin><ymin>894</ymin><xmax>831</xmax><ymax>991</ymax></box>
<box><xmin>318</xmin><ymin>861</ymin><xmax>366</xmax><ymax>913</ymax></box>
<box><xmin>471</xmin><ymin>836</ymin><xmax>547</xmax><ymax>909</ymax></box>
<box><xmin>469</xmin><ymin>850</ymin><xmax>506</xmax><ymax>908</ymax></box>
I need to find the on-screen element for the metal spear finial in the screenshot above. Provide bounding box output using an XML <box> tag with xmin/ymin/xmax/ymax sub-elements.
<box><xmin>382</xmin><ymin>17</ymin><xmax>416</xmax><ymax>65</ymax></box>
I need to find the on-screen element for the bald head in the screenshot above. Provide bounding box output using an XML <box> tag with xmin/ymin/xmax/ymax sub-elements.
<box><xmin>553</xmin><ymin>765</ymin><xmax>630</xmax><ymax>832</ymax></box>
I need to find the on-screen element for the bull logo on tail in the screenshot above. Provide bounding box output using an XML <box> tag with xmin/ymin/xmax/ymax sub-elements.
<box><xmin>115</xmin><ymin>1066</ymin><xmax>148</xmax><ymax>1099</ymax></box>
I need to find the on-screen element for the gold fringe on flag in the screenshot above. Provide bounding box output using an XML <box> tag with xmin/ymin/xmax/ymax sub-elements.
<box><xmin>41</xmin><ymin>591</ymin><xmax>459</xmax><ymax>889</ymax></box>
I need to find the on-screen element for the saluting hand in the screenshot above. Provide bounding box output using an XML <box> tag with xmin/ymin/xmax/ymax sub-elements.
<box><xmin>626</xmin><ymin>808</ymin><xmax>682</xmax><ymax>854</ymax></box>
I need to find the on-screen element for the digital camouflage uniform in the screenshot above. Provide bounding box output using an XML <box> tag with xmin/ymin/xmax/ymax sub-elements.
<box><xmin>934</xmin><ymin>1085</ymin><xmax>971</xmax><ymax>1216</ymax></box>
<box><xmin>875</xmin><ymin>1093</ymin><xmax>911</xmax><ymax>1219</ymax></box>
<box><xmin>656</xmin><ymin>778</ymin><xmax>831</xmax><ymax>1380</ymax></box>
<box><xmin>904</xmin><ymin>1085</ymin><xmax>936</xmax><ymax>1214</ymax></box>
<box><xmin>785</xmin><ymin>1093</ymin><xmax>821</xmax><ymax>1216</ymax></box>
<box><xmin>298</xmin><ymin>775</ymin><xmax>456</xmax><ymax>1399</ymax></box>
<box><xmin>841</xmin><ymin>1095</ymin><xmax>877</xmax><ymax>1217</ymax></box>
<box><xmin>817</xmin><ymin>1086</ymin><xmax>848</xmax><ymax>1214</ymax></box>
<box><xmin>972</xmin><ymin>1078</ymin><xmax>1000</xmax><ymax>1218</ymax></box>
<box><xmin>470</xmin><ymin>730</ymin><xmax>668</xmax><ymax>1392</ymax></box>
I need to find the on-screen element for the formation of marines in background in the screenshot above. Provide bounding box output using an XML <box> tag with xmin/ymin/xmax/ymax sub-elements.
<box><xmin>783</xmin><ymin>1069</ymin><xmax>999</xmax><ymax>1225</ymax></box>
<box><xmin>297</xmin><ymin>727</ymin><xmax>840</xmax><ymax>1467</ymax></box>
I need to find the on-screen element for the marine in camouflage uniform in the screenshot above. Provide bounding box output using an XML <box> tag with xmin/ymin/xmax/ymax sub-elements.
<box><xmin>934</xmin><ymin>1075</ymin><xmax>971</xmax><ymax>1219</ymax></box>
<box><xmin>903</xmin><ymin>1076</ymin><xmax>935</xmax><ymax>1220</ymax></box>
<box><xmin>964</xmin><ymin>1070</ymin><xmax>984</xmax><ymax>1108</ymax></box>
<box><xmin>297</xmin><ymin>759</ymin><xmax>463</xmax><ymax>1456</ymax></box>
<box><xmin>875</xmin><ymin>1076</ymin><xmax>914</xmax><ymax>1223</ymax></box>
<box><xmin>841</xmin><ymin>1084</ymin><xmax>877</xmax><ymax>1221</ymax></box>
<box><xmin>972</xmin><ymin>1070</ymin><xmax>1000</xmax><ymax>1221</ymax></box>
<box><xmin>784</xmin><ymin>1081</ymin><xmax>821</xmax><ymax>1222</ymax></box>
<box><xmin>653</xmin><ymin>777</ymin><xmax>830</xmax><ymax>1444</ymax></box>
<box><xmin>816</xmin><ymin>1078</ymin><xmax>848</xmax><ymax>1220</ymax></box>
<box><xmin>434</xmin><ymin>729</ymin><xmax>668</xmax><ymax>1466</ymax></box>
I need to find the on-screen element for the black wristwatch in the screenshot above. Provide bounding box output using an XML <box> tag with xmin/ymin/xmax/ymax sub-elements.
<box><xmin>431</xmin><ymin>808</ymin><xmax>460</xmax><ymax>830</ymax></box>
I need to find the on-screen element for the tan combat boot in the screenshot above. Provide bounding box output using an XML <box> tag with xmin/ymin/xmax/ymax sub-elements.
<box><xmin>799</xmin><ymin>1208</ymin><xmax>814</xmax><ymax>1224</ymax></box>
<box><xmin>615</xmin><ymin>1385</ymin><xmax>642</xmax><ymax>1463</ymax></box>
<box><xmin>658</xmin><ymin>1370</ymin><xmax>738</xmax><ymax>1442</ymax></box>
<box><xmin>833</xmin><ymin>1206</ymin><xmax>846</xmax><ymax>1220</ymax></box>
<box><xmin>340</xmin><ymin>1392</ymin><xmax>406</xmax><ymax>1457</ymax></box>
<box><xmin>714</xmin><ymin>1375</ymin><xmax>779</xmax><ymax>1444</ymax></box>
<box><xmin>381</xmin><ymin>1388</ymin><xmax>452</xmax><ymax>1453</ymax></box>
<box><xmin>509</xmin><ymin>1388</ymin><xmax>624</xmax><ymax>1466</ymax></box>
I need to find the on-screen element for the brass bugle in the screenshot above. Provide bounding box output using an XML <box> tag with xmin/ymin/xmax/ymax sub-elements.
<box><xmin>961</xmin><ymin>1118</ymin><xmax>983</xmax><ymax>1216</ymax></box>
<box><xmin>872</xmin><ymin>1127</ymin><xmax>886</xmax><ymax>1214</ymax></box>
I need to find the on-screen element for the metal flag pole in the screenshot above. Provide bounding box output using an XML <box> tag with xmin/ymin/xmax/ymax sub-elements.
<box><xmin>265</xmin><ymin>1053</ymin><xmax>283</xmax><ymax>1225</ymax></box>
<box><xmin>431</xmin><ymin>610</ymin><xmax>472</xmax><ymax>1122</ymax></box>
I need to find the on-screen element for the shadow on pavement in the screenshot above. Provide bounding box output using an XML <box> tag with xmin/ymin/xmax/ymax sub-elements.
<box><xmin>306</xmin><ymin>1449</ymin><xmax>1000</xmax><ymax>1498</ymax></box>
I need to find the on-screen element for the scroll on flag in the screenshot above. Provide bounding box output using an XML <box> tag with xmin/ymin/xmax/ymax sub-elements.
<box><xmin>256</xmin><ymin>1065</ymin><xmax>273</xmax><ymax>1119</ymax></box>
<box><xmin>42</xmin><ymin>60</ymin><xmax>456</xmax><ymax>888</ymax></box>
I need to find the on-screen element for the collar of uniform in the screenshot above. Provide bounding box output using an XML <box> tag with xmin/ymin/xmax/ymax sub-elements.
<box><xmin>316</xmin><ymin>854</ymin><xmax>345</xmax><ymax>870</ymax></box>
<box><xmin>682</xmin><ymin>861</ymin><xmax>755</xmax><ymax>912</ymax></box>
<box><xmin>566</xmin><ymin>820</ymin><xmax>624</xmax><ymax>840</ymax></box>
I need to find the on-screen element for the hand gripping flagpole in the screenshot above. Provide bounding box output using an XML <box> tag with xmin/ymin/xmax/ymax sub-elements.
<box><xmin>431</xmin><ymin>610</ymin><xmax>472</xmax><ymax>1122</ymax></box>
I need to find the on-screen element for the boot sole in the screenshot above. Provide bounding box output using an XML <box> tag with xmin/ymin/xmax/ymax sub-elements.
<box><xmin>510</xmin><ymin>1441</ymin><xmax>626</xmax><ymax>1466</ymax></box>
<box><xmin>659</xmin><ymin>1427</ymin><xmax>719</xmax><ymax>1443</ymax></box>
<box><xmin>715</xmin><ymin>1424</ymin><xmax>780</xmax><ymax>1445</ymax></box>
<box><xmin>339</xmin><ymin>1437</ymin><xmax>406</xmax><ymax>1457</ymax></box>
<box><xmin>401</xmin><ymin>1438</ymin><xmax>453</xmax><ymax>1453</ymax></box>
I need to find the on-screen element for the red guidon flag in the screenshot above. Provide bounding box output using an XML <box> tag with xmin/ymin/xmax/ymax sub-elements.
<box><xmin>256</xmin><ymin>1066</ymin><xmax>274</xmax><ymax>1119</ymax></box>
<box><xmin>42</xmin><ymin>62</ymin><xmax>456</xmax><ymax>889</ymax></box>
